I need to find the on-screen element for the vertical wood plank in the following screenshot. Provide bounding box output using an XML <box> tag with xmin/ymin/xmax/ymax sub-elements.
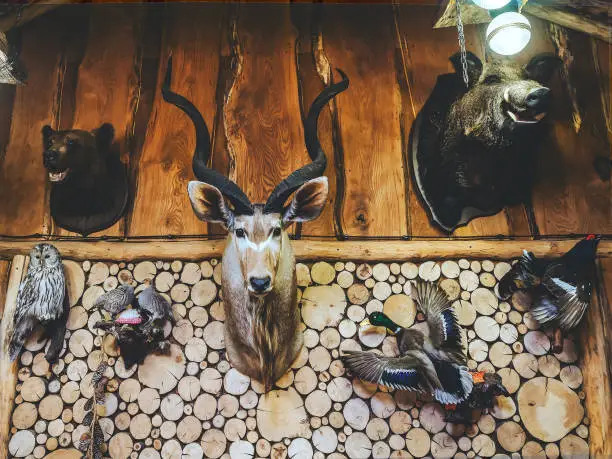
<box><xmin>531</xmin><ymin>24</ymin><xmax>612</xmax><ymax>235</ymax></box>
<box><xmin>0</xmin><ymin>15</ymin><xmax>63</xmax><ymax>236</ymax></box>
<box><xmin>224</xmin><ymin>3</ymin><xmax>308</xmax><ymax>208</ymax></box>
<box><xmin>580</xmin><ymin>257</ymin><xmax>612</xmax><ymax>458</ymax></box>
<box><xmin>0</xmin><ymin>260</ymin><xmax>10</xmax><ymax>319</ymax></box>
<box><xmin>395</xmin><ymin>5</ymin><xmax>531</xmax><ymax>238</ymax></box>
<box><xmin>129</xmin><ymin>3</ymin><xmax>225</xmax><ymax>236</ymax></box>
<box><xmin>0</xmin><ymin>255</ymin><xmax>26</xmax><ymax>458</ymax></box>
<box><xmin>53</xmin><ymin>5</ymin><xmax>144</xmax><ymax>237</ymax></box>
<box><xmin>322</xmin><ymin>4</ymin><xmax>408</xmax><ymax>238</ymax></box>
<box><xmin>292</xmin><ymin>3</ymin><xmax>342</xmax><ymax>239</ymax></box>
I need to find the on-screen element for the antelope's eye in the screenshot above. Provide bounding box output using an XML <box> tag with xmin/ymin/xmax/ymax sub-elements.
<box><xmin>44</xmin><ymin>255</ymin><xmax>50</xmax><ymax>259</ymax></box>
<box><xmin>272</xmin><ymin>227</ymin><xmax>281</xmax><ymax>237</ymax></box>
<box><xmin>235</xmin><ymin>228</ymin><xmax>246</xmax><ymax>238</ymax></box>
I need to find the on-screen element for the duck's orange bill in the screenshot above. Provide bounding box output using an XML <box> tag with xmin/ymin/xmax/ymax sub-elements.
<box><xmin>470</xmin><ymin>371</ymin><xmax>485</xmax><ymax>384</ymax></box>
<box><xmin>445</xmin><ymin>404</ymin><xmax>457</xmax><ymax>411</ymax></box>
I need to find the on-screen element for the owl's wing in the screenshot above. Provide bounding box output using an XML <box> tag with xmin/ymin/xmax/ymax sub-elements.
<box><xmin>14</xmin><ymin>272</ymin><xmax>38</xmax><ymax>325</ymax></box>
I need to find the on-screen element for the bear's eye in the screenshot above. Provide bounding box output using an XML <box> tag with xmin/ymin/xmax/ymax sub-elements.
<box><xmin>66</xmin><ymin>138</ymin><xmax>75</xmax><ymax>147</ymax></box>
<box><xmin>272</xmin><ymin>227</ymin><xmax>281</xmax><ymax>237</ymax></box>
<box><xmin>235</xmin><ymin>228</ymin><xmax>246</xmax><ymax>238</ymax></box>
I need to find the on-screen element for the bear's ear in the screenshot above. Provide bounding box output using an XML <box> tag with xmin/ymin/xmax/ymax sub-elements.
<box><xmin>94</xmin><ymin>123</ymin><xmax>115</xmax><ymax>151</ymax></box>
<box><xmin>524</xmin><ymin>54</ymin><xmax>561</xmax><ymax>84</ymax></box>
<box><xmin>449</xmin><ymin>51</ymin><xmax>482</xmax><ymax>88</ymax></box>
<box><xmin>42</xmin><ymin>125</ymin><xmax>53</xmax><ymax>145</ymax></box>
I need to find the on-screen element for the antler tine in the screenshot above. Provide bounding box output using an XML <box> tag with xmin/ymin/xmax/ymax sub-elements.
<box><xmin>264</xmin><ymin>69</ymin><xmax>349</xmax><ymax>214</ymax></box>
<box><xmin>162</xmin><ymin>55</ymin><xmax>253</xmax><ymax>215</ymax></box>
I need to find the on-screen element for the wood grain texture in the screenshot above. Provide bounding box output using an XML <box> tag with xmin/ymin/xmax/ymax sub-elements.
<box><xmin>321</xmin><ymin>4</ymin><xmax>407</xmax><ymax>237</ymax></box>
<box><xmin>292</xmin><ymin>3</ymin><xmax>342</xmax><ymax>239</ymax></box>
<box><xmin>531</xmin><ymin>24</ymin><xmax>612</xmax><ymax>235</ymax></box>
<box><xmin>395</xmin><ymin>4</ymin><xmax>531</xmax><ymax>237</ymax></box>
<box><xmin>53</xmin><ymin>5</ymin><xmax>144</xmax><ymax>237</ymax></box>
<box><xmin>0</xmin><ymin>260</ymin><xmax>10</xmax><ymax>318</ymax></box>
<box><xmin>0</xmin><ymin>14</ymin><xmax>63</xmax><ymax>236</ymax></box>
<box><xmin>0</xmin><ymin>255</ymin><xmax>26</xmax><ymax>458</ymax></box>
<box><xmin>580</xmin><ymin>258</ymin><xmax>612</xmax><ymax>458</ymax></box>
<box><xmin>0</xmin><ymin>238</ymin><xmax>609</xmax><ymax>261</ymax></box>
<box><xmin>224</xmin><ymin>4</ymin><xmax>308</xmax><ymax>207</ymax></box>
<box><xmin>129</xmin><ymin>3</ymin><xmax>226</xmax><ymax>236</ymax></box>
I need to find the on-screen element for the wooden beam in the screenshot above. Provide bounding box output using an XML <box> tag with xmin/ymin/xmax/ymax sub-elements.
<box><xmin>434</xmin><ymin>0</ymin><xmax>612</xmax><ymax>44</ymax></box>
<box><xmin>0</xmin><ymin>238</ymin><xmax>609</xmax><ymax>261</ymax></box>
<box><xmin>0</xmin><ymin>255</ymin><xmax>26</xmax><ymax>458</ymax></box>
<box><xmin>0</xmin><ymin>0</ymin><xmax>73</xmax><ymax>33</ymax></box>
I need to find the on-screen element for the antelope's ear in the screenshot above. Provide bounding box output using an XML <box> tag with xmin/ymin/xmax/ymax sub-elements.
<box><xmin>282</xmin><ymin>177</ymin><xmax>329</xmax><ymax>225</ymax></box>
<box><xmin>188</xmin><ymin>181</ymin><xmax>234</xmax><ymax>228</ymax></box>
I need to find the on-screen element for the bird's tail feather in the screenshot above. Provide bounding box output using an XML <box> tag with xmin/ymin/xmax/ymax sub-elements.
<box><xmin>434</xmin><ymin>365</ymin><xmax>474</xmax><ymax>405</ymax></box>
<box><xmin>530</xmin><ymin>295</ymin><xmax>559</xmax><ymax>327</ymax></box>
<box><xmin>412</xmin><ymin>280</ymin><xmax>452</xmax><ymax>317</ymax></box>
<box><xmin>557</xmin><ymin>293</ymin><xmax>588</xmax><ymax>331</ymax></box>
<box><xmin>8</xmin><ymin>316</ymin><xmax>37</xmax><ymax>361</ymax></box>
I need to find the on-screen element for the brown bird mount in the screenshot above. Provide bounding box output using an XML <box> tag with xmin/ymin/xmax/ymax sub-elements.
<box><xmin>43</xmin><ymin>124</ymin><xmax>129</xmax><ymax>236</ymax></box>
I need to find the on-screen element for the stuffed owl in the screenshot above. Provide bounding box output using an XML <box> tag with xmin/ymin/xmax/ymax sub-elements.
<box><xmin>9</xmin><ymin>243</ymin><xmax>68</xmax><ymax>362</ymax></box>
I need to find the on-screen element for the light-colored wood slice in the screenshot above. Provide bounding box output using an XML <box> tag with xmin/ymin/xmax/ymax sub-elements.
<box><xmin>12</xmin><ymin>402</ymin><xmax>38</xmax><ymax>429</ymax></box>
<box><xmin>538</xmin><ymin>355</ymin><xmax>561</xmax><ymax>378</ymax></box>
<box><xmin>312</xmin><ymin>426</ymin><xmax>337</xmax><ymax>454</ymax></box>
<box><xmin>188</xmin><ymin>306</ymin><xmax>208</xmax><ymax>327</ymax></box>
<box><xmin>471</xmin><ymin>288</ymin><xmax>498</xmax><ymax>315</ymax></box>
<box><xmin>440</xmin><ymin>279</ymin><xmax>460</xmax><ymax>301</ymax></box>
<box><xmin>170</xmin><ymin>283</ymin><xmax>190</xmax><ymax>304</ymax></box>
<box><xmin>177</xmin><ymin>416</ymin><xmax>202</xmax><ymax>443</ymax></box>
<box><xmin>326</xmin><ymin>377</ymin><xmax>352</xmax><ymax>403</ymax></box>
<box><xmin>474</xmin><ymin>316</ymin><xmax>500</xmax><ymax>342</ymax></box>
<box><xmin>296</xmin><ymin>263</ymin><xmax>311</xmax><ymax>287</ymax></box>
<box><xmin>356</xmin><ymin>264</ymin><xmax>373</xmax><ymax>281</ymax></box>
<box><xmin>182</xmin><ymin>442</ymin><xmax>204</xmax><ymax>459</ymax></box>
<box><xmin>524</xmin><ymin>331</ymin><xmax>551</xmax><ymax>355</ymax></box>
<box><xmin>20</xmin><ymin>377</ymin><xmax>45</xmax><ymax>402</ymax></box>
<box><xmin>559</xmin><ymin>434</ymin><xmax>589</xmax><ymax>458</ymax></box>
<box><xmin>494</xmin><ymin>262</ymin><xmax>512</xmax><ymax>280</ymax></box>
<box><xmin>371</xmin><ymin>392</ymin><xmax>396</xmax><ymax>419</ymax></box>
<box><xmin>560</xmin><ymin>365</ymin><xmax>583</xmax><ymax>389</ymax></box>
<box><xmin>193</xmin><ymin>393</ymin><xmax>217</xmax><ymax>421</ymax></box>
<box><xmin>256</xmin><ymin>388</ymin><xmax>310</xmax><ymax>442</ymax></box>
<box><xmin>224</xmin><ymin>368</ymin><xmax>251</xmax><ymax>396</ymax></box>
<box><xmin>303</xmin><ymin>329</ymin><xmax>319</xmax><ymax>349</ymax></box>
<box><xmin>405</xmin><ymin>427</ymin><xmax>430</xmax><ymax>457</ymax></box>
<box><xmin>201</xmin><ymin>429</ymin><xmax>226</xmax><ymax>459</ymax></box>
<box><xmin>224</xmin><ymin>418</ymin><xmax>246</xmax><ymax>442</ymax></box>
<box><xmin>372</xmin><ymin>264</ymin><xmax>390</xmax><ymax>282</ymax></box>
<box><xmin>453</xmin><ymin>300</ymin><xmax>476</xmax><ymax>326</ymax></box>
<box><xmin>229</xmin><ymin>440</ymin><xmax>254</xmax><ymax>459</ymax></box>
<box><xmin>178</xmin><ymin>376</ymin><xmax>201</xmax><ymax>402</ymax></box>
<box><xmin>309</xmin><ymin>346</ymin><xmax>332</xmax><ymax>372</ymax></box>
<box><xmin>513</xmin><ymin>353</ymin><xmax>539</xmax><ymax>379</ymax></box>
<box><xmin>383</xmin><ymin>294</ymin><xmax>416</xmax><ymax>328</ymax></box>
<box><xmin>305</xmin><ymin>390</ymin><xmax>332</xmax><ymax>417</ymax></box>
<box><xmin>500</xmin><ymin>323</ymin><xmax>518</xmax><ymax>344</ymax></box>
<box><xmin>339</xmin><ymin>319</ymin><xmax>357</xmax><ymax>339</ymax></box>
<box><xmin>31</xmin><ymin>353</ymin><xmax>50</xmax><ymax>376</ymax></box>
<box><xmin>489</xmin><ymin>342</ymin><xmax>513</xmax><ymax>368</ymax></box>
<box><xmin>389</xmin><ymin>411</ymin><xmax>411</xmax><ymax>435</ymax></box>
<box><xmin>200</xmin><ymin>368</ymin><xmax>223</xmax><ymax>394</ymax></box>
<box><xmin>345</xmin><ymin>432</ymin><xmax>372</xmax><ymax>459</ymax></box>
<box><xmin>39</xmin><ymin>394</ymin><xmax>63</xmax><ymax>420</ymax></box>
<box><xmin>294</xmin><ymin>367</ymin><xmax>318</xmax><ymax>395</ymax></box>
<box><xmin>119</xmin><ymin>379</ymin><xmax>141</xmax><ymax>403</ymax></box>
<box><xmin>492</xmin><ymin>394</ymin><xmax>516</xmax><ymax>420</ymax></box>
<box><xmin>185</xmin><ymin>337</ymin><xmax>207</xmax><ymax>363</ymax></box>
<box><xmin>133</xmin><ymin>262</ymin><xmax>156</xmax><ymax>283</ymax></box>
<box><xmin>496</xmin><ymin>421</ymin><xmax>526</xmax><ymax>453</ymax></box>
<box><xmin>109</xmin><ymin>432</ymin><xmax>133</xmax><ymax>459</ymax></box>
<box><xmin>115</xmin><ymin>412</ymin><xmax>131</xmax><ymax>431</ymax></box>
<box><xmin>203</xmin><ymin>321</ymin><xmax>225</xmax><ymax>350</ymax></box>
<box><xmin>459</xmin><ymin>271</ymin><xmax>479</xmax><ymax>292</ymax></box>
<box><xmin>472</xmin><ymin>434</ymin><xmax>495</xmax><ymax>457</ymax></box>
<box><xmin>419</xmin><ymin>402</ymin><xmax>445</xmax><ymax>434</ymax></box>
<box><xmin>320</xmin><ymin>328</ymin><xmax>341</xmax><ymax>350</ymax></box>
<box><xmin>155</xmin><ymin>271</ymin><xmax>175</xmax><ymax>293</ymax></box>
<box><xmin>468</xmin><ymin>339</ymin><xmax>488</xmax><ymax>362</ymax></box>
<box><xmin>554</xmin><ymin>338</ymin><xmax>578</xmax><ymax>363</ymax></box>
<box><xmin>87</xmin><ymin>263</ymin><xmax>109</xmax><ymax>287</ymax></box>
<box><xmin>431</xmin><ymin>432</ymin><xmax>457</xmax><ymax>459</ymax></box>
<box><xmin>311</xmin><ymin>262</ymin><xmax>336</xmax><ymax>285</ymax></box>
<box><xmin>480</xmin><ymin>272</ymin><xmax>497</xmax><ymax>288</ymax></box>
<box><xmin>130</xmin><ymin>413</ymin><xmax>152</xmax><ymax>440</ymax></box>
<box><xmin>160</xmin><ymin>420</ymin><xmax>177</xmax><ymax>439</ymax></box>
<box><xmin>418</xmin><ymin>261</ymin><xmax>441</xmax><ymax>281</ymax></box>
<box><xmin>275</xmin><ymin>369</ymin><xmax>294</xmax><ymax>389</ymax></box>
<box><xmin>518</xmin><ymin>376</ymin><xmax>583</xmax><ymax>442</ymax></box>
<box><xmin>521</xmin><ymin>441</ymin><xmax>545</xmax><ymax>457</ymax></box>
<box><xmin>161</xmin><ymin>394</ymin><xmax>184</xmax><ymax>421</ymax></box>
<box><xmin>337</xmin><ymin>271</ymin><xmax>354</xmax><ymax>289</ymax></box>
<box><xmin>441</xmin><ymin>261</ymin><xmax>460</xmax><ymax>279</ymax></box>
<box><xmin>191</xmin><ymin>279</ymin><xmax>217</xmax><ymax>307</ymax></box>
<box><xmin>218</xmin><ymin>394</ymin><xmax>239</xmax><ymax>417</ymax></box>
<box><xmin>343</xmin><ymin>398</ymin><xmax>369</xmax><ymax>431</ymax></box>
<box><xmin>60</xmin><ymin>381</ymin><xmax>80</xmax><ymax>404</ymax></box>
<box><xmin>138</xmin><ymin>344</ymin><xmax>186</xmax><ymax>394</ymax></box>
<box><xmin>68</xmin><ymin>329</ymin><xmax>93</xmax><ymax>358</ymax></box>
<box><xmin>358</xmin><ymin>324</ymin><xmax>386</xmax><ymax>348</ymax></box>
<box><xmin>114</xmin><ymin>357</ymin><xmax>136</xmax><ymax>379</ymax></box>
<box><xmin>161</xmin><ymin>439</ymin><xmax>183</xmax><ymax>459</ymax></box>
<box><xmin>301</xmin><ymin>285</ymin><xmax>347</xmax><ymax>331</ymax></box>
<box><xmin>8</xmin><ymin>430</ymin><xmax>35</xmax><ymax>458</ymax></box>
<box><xmin>200</xmin><ymin>261</ymin><xmax>214</xmax><ymax>279</ymax></box>
<box><xmin>372</xmin><ymin>282</ymin><xmax>392</xmax><ymax>301</ymax></box>
<box><xmin>181</xmin><ymin>263</ymin><xmax>202</xmax><ymax>286</ymax></box>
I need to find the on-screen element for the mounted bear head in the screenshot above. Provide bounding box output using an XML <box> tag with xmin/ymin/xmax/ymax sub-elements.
<box><xmin>42</xmin><ymin>123</ymin><xmax>114</xmax><ymax>187</ymax></box>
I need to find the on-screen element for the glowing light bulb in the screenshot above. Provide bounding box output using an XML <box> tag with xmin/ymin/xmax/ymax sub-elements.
<box><xmin>471</xmin><ymin>0</ymin><xmax>511</xmax><ymax>9</ymax></box>
<box><xmin>486</xmin><ymin>11</ymin><xmax>531</xmax><ymax>56</ymax></box>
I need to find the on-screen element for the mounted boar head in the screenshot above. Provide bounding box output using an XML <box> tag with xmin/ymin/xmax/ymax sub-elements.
<box><xmin>448</xmin><ymin>52</ymin><xmax>560</xmax><ymax>146</ymax></box>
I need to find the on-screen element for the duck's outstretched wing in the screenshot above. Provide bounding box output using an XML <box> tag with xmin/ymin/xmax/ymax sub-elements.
<box><xmin>412</xmin><ymin>281</ymin><xmax>463</xmax><ymax>358</ymax></box>
<box><xmin>341</xmin><ymin>350</ymin><xmax>441</xmax><ymax>393</ymax></box>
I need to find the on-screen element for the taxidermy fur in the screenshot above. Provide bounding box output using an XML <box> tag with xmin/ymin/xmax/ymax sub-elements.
<box><xmin>42</xmin><ymin>124</ymin><xmax>128</xmax><ymax>236</ymax></box>
<box><xmin>412</xmin><ymin>52</ymin><xmax>560</xmax><ymax>232</ymax></box>
<box><xmin>160</xmin><ymin>55</ymin><xmax>348</xmax><ymax>390</ymax></box>
<box><xmin>9</xmin><ymin>243</ymin><xmax>68</xmax><ymax>363</ymax></box>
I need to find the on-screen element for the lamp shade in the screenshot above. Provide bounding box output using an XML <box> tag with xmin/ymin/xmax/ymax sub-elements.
<box><xmin>486</xmin><ymin>11</ymin><xmax>531</xmax><ymax>56</ymax></box>
<box><xmin>471</xmin><ymin>0</ymin><xmax>511</xmax><ymax>9</ymax></box>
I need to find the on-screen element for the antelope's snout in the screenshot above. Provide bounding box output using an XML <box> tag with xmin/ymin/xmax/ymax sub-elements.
<box><xmin>249</xmin><ymin>276</ymin><xmax>272</xmax><ymax>295</ymax></box>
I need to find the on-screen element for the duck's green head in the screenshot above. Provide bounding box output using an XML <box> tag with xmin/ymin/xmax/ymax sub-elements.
<box><xmin>360</xmin><ymin>312</ymin><xmax>401</xmax><ymax>333</ymax></box>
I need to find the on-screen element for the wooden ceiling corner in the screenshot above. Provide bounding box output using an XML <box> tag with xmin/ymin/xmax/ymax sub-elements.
<box><xmin>434</xmin><ymin>0</ymin><xmax>612</xmax><ymax>44</ymax></box>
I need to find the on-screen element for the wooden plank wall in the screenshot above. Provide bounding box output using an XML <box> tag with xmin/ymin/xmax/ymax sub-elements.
<box><xmin>0</xmin><ymin>3</ymin><xmax>609</xmax><ymax>241</ymax></box>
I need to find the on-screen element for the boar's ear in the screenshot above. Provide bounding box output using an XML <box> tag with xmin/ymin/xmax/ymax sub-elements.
<box><xmin>42</xmin><ymin>125</ymin><xmax>53</xmax><ymax>145</ymax></box>
<box><xmin>450</xmin><ymin>51</ymin><xmax>482</xmax><ymax>87</ymax></box>
<box><xmin>94</xmin><ymin>123</ymin><xmax>115</xmax><ymax>151</ymax></box>
<box><xmin>524</xmin><ymin>54</ymin><xmax>561</xmax><ymax>84</ymax></box>
<box><xmin>188</xmin><ymin>181</ymin><xmax>234</xmax><ymax>229</ymax></box>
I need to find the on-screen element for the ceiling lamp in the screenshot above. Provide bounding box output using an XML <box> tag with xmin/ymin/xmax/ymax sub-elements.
<box><xmin>486</xmin><ymin>11</ymin><xmax>531</xmax><ymax>56</ymax></box>
<box><xmin>471</xmin><ymin>0</ymin><xmax>511</xmax><ymax>9</ymax></box>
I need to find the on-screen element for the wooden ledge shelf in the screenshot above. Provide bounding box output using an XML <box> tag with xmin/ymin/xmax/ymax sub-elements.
<box><xmin>0</xmin><ymin>238</ymin><xmax>609</xmax><ymax>261</ymax></box>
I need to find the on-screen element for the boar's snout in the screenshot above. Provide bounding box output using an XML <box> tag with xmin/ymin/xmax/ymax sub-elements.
<box><xmin>526</xmin><ymin>87</ymin><xmax>551</xmax><ymax>112</ymax></box>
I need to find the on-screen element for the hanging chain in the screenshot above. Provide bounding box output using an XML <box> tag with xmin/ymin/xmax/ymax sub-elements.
<box><xmin>455</xmin><ymin>0</ymin><xmax>469</xmax><ymax>88</ymax></box>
